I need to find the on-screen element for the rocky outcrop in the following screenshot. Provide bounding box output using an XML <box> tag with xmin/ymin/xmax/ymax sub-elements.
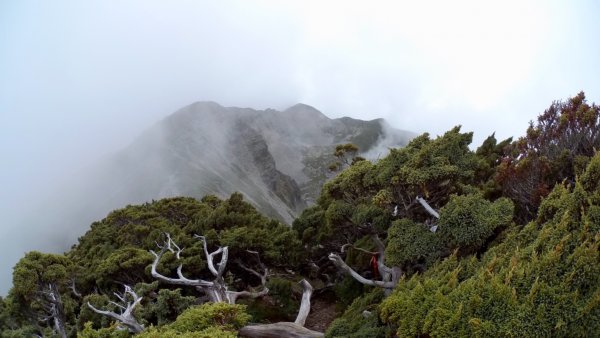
<box><xmin>232</xmin><ymin>123</ymin><xmax>306</xmax><ymax>218</ymax></box>
<box><xmin>40</xmin><ymin>102</ymin><xmax>414</xmax><ymax>234</ymax></box>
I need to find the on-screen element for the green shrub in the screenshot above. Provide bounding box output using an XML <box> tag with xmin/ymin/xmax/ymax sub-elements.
<box><xmin>145</xmin><ymin>288</ymin><xmax>197</xmax><ymax>326</ymax></box>
<box><xmin>265</xmin><ymin>278</ymin><xmax>299</xmax><ymax>320</ymax></box>
<box><xmin>326</xmin><ymin>289</ymin><xmax>388</xmax><ymax>338</ymax></box>
<box><xmin>167</xmin><ymin>303</ymin><xmax>250</xmax><ymax>333</ymax></box>
<box><xmin>333</xmin><ymin>276</ymin><xmax>366</xmax><ymax>310</ymax></box>
<box><xmin>79</xmin><ymin>322</ymin><xmax>130</xmax><ymax>338</ymax></box>
<box><xmin>380</xmin><ymin>154</ymin><xmax>600</xmax><ymax>337</ymax></box>
<box><xmin>135</xmin><ymin>326</ymin><xmax>235</xmax><ymax>338</ymax></box>
<box><xmin>439</xmin><ymin>194</ymin><xmax>513</xmax><ymax>251</ymax></box>
<box><xmin>385</xmin><ymin>219</ymin><xmax>444</xmax><ymax>269</ymax></box>
<box><xmin>242</xmin><ymin>277</ymin><xmax>299</xmax><ymax>322</ymax></box>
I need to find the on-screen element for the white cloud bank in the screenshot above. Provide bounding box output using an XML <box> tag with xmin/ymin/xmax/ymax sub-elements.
<box><xmin>0</xmin><ymin>0</ymin><xmax>599</xmax><ymax>293</ymax></box>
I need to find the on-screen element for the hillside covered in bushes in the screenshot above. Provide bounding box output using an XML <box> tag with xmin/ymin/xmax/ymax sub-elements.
<box><xmin>1</xmin><ymin>92</ymin><xmax>598</xmax><ymax>337</ymax></box>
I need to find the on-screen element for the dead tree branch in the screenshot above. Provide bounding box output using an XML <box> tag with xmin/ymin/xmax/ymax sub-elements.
<box><xmin>87</xmin><ymin>285</ymin><xmax>144</xmax><ymax>333</ymax></box>
<box><xmin>329</xmin><ymin>235</ymin><xmax>402</xmax><ymax>295</ymax></box>
<box><xmin>416</xmin><ymin>196</ymin><xmax>440</xmax><ymax>219</ymax></box>
<box><xmin>294</xmin><ymin>279</ymin><xmax>313</xmax><ymax>326</ymax></box>
<box><xmin>150</xmin><ymin>233</ymin><xmax>269</xmax><ymax>304</ymax></box>
<box><xmin>38</xmin><ymin>283</ymin><xmax>67</xmax><ymax>338</ymax></box>
<box><xmin>328</xmin><ymin>253</ymin><xmax>396</xmax><ymax>289</ymax></box>
<box><xmin>239</xmin><ymin>279</ymin><xmax>323</xmax><ymax>338</ymax></box>
<box><xmin>68</xmin><ymin>279</ymin><xmax>82</xmax><ymax>298</ymax></box>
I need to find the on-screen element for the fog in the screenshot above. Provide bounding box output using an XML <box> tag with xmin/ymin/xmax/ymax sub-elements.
<box><xmin>1</xmin><ymin>0</ymin><xmax>599</xmax><ymax>294</ymax></box>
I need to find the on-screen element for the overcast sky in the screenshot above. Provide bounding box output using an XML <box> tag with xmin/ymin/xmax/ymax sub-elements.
<box><xmin>0</xmin><ymin>0</ymin><xmax>599</xmax><ymax>293</ymax></box>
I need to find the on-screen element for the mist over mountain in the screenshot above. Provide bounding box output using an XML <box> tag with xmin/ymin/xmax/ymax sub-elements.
<box><xmin>78</xmin><ymin>101</ymin><xmax>413</xmax><ymax>224</ymax></box>
<box><xmin>1</xmin><ymin>102</ymin><xmax>413</xmax><ymax>294</ymax></box>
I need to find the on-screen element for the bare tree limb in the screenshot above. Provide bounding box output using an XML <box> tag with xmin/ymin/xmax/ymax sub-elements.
<box><xmin>239</xmin><ymin>279</ymin><xmax>323</xmax><ymax>338</ymax></box>
<box><xmin>328</xmin><ymin>253</ymin><xmax>395</xmax><ymax>288</ymax></box>
<box><xmin>151</xmin><ymin>233</ymin><xmax>269</xmax><ymax>304</ymax></box>
<box><xmin>37</xmin><ymin>283</ymin><xmax>67</xmax><ymax>338</ymax></box>
<box><xmin>194</xmin><ymin>235</ymin><xmax>227</xmax><ymax>277</ymax></box>
<box><xmin>87</xmin><ymin>285</ymin><xmax>144</xmax><ymax>333</ymax></box>
<box><xmin>329</xmin><ymin>233</ymin><xmax>403</xmax><ymax>296</ymax></box>
<box><xmin>68</xmin><ymin>279</ymin><xmax>81</xmax><ymax>298</ymax></box>
<box><xmin>239</xmin><ymin>322</ymin><xmax>324</xmax><ymax>338</ymax></box>
<box><xmin>229</xmin><ymin>255</ymin><xmax>270</xmax><ymax>304</ymax></box>
<box><xmin>237</xmin><ymin>262</ymin><xmax>268</xmax><ymax>287</ymax></box>
<box><xmin>416</xmin><ymin>196</ymin><xmax>440</xmax><ymax>219</ymax></box>
<box><xmin>150</xmin><ymin>248</ymin><xmax>213</xmax><ymax>287</ymax></box>
<box><xmin>294</xmin><ymin>279</ymin><xmax>313</xmax><ymax>326</ymax></box>
<box><xmin>227</xmin><ymin>287</ymin><xmax>270</xmax><ymax>304</ymax></box>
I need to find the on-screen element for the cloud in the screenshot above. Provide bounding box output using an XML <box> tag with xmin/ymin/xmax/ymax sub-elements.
<box><xmin>0</xmin><ymin>0</ymin><xmax>599</xmax><ymax>294</ymax></box>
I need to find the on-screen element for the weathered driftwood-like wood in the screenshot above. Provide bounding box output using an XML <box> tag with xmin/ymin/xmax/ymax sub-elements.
<box><xmin>150</xmin><ymin>233</ymin><xmax>268</xmax><ymax>304</ymax></box>
<box><xmin>294</xmin><ymin>279</ymin><xmax>313</xmax><ymax>326</ymax></box>
<box><xmin>239</xmin><ymin>322</ymin><xmax>324</xmax><ymax>338</ymax></box>
<box><xmin>87</xmin><ymin>285</ymin><xmax>144</xmax><ymax>333</ymax></box>
<box><xmin>416</xmin><ymin>196</ymin><xmax>440</xmax><ymax>219</ymax></box>
<box><xmin>239</xmin><ymin>279</ymin><xmax>324</xmax><ymax>338</ymax></box>
<box><xmin>329</xmin><ymin>234</ymin><xmax>402</xmax><ymax>295</ymax></box>
<box><xmin>39</xmin><ymin>283</ymin><xmax>67</xmax><ymax>338</ymax></box>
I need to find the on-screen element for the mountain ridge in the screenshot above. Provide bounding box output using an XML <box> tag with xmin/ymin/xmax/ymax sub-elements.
<box><xmin>1</xmin><ymin>102</ymin><xmax>414</xmax><ymax>295</ymax></box>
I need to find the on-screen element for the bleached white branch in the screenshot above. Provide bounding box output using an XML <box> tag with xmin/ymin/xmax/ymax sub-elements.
<box><xmin>294</xmin><ymin>279</ymin><xmax>313</xmax><ymax>326</ymax></box>
<box><xmin>194</xmin><ymin>235</ymin><xmax>229</xmax><ymax>278</ymax></box>
<box><xmin>38</xmin><ymin>283</ymin><xmax>67</xmax><ymax>338</ymax></box>
<box><xmin>150</xmin><ymin>248</ymin><xmax>213</xmax><ymax>287</ymax></box>
<box><xmin>228</xmin><ymin>256</ymin><xmax>270</xmax><ymax>303</ymax></box>
<box><xmin>416</xmin><ymin>196</ymin><xmax>440</xmax><ymax>219</ymax></box>
<box><xmin>68</xmin><ymin>279</ymin><xmax>82</xmax><ymax>298</ymax></box>
<box><xmin>239</xmin><ymin>279</ymin><xmax>323</xmax><ymax>337</ymax></box>
<box><xmin>328</xmin><ymin>253</ymin><xmax>396</xmax><ymax>288</ymax></box>
<box><xmin>151</xmin><ymin>233</ymin><xmax>268</xmax><ymax>304</ymax></box>
<box><xmin>87</xmin><ymin>285</ymin><xmax>144</xmax><ymax>333</ymax></box>
<box><xmin>341</xmin><ymin>243</ymin><xmax>377</xmax><ymax>255</ymax></box>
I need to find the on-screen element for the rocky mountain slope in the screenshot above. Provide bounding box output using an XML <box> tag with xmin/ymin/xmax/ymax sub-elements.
<box><xmin>82</xmin><ymin>101</ymin><xmax>413</xmax><ymax>224</ymax></box>
<box><xmin>1</xmin><ymin>102</ymin><xmax>413</xmax><ymax>295</ymax></box>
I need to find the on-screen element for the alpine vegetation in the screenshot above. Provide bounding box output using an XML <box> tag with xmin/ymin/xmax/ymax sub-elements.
<box><xmin>1</xmin><ymin>93</ymin><xmax>598</xmax><ymax>337</ymax></box>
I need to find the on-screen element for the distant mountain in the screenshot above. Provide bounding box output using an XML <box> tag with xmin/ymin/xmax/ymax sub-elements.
<box><xmin>1</xmin><ymin>102</ymin><xmax>415</xmax><ymax>295</ymax></box>
<box><xmin>69</xmin><ymin>102</ymin><xmax>414</xmax><ymax>225</ymax></box>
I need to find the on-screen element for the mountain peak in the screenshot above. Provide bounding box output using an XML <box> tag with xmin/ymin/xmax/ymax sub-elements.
<box><xmin>285</xmin><ymin>103</ymin><xmax>322</xmax><ymax>113</ymax></box>
<box><xmin>190</xmin><ymin>101</ymin><xmax>224</xmax><ymax>109</ymax></box>
<box><xmin>52</xmin><ymin>101</ymin><xmax>414</xmax><ymax>230</ymax></box>
<box><xmin>284</xmin><ymin>103</ymin><xmax>328</xmax><ymax>121</ymax></box>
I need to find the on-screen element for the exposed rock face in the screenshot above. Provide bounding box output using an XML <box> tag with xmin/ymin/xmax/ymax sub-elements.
<box><xmin>49</xmin><ymin>102</ymin><xmax>415</xmax><ymax>230</ymax></box>
<box><xmin>0</xmin><ymin>102</ymin><xmax>414</xmax><ymax>295</ymax></box>
<box><xmin>232</xmin><ymin>122</ymin><xmax>306</xmax><ymax>216</ymax></box>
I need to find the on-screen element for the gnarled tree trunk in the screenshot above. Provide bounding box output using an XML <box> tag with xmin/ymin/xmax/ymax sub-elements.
<box><xmin>40</xmin><ymin>283</ymin><xmax>67</xmax><ymax>338</ymax></box>
<box><xmin>87</xmin><ymin>285</ymin><xmax>144</xmax><ymax>333</ymax></box>
<box><xmin>150</xmin><ymin>233</ymin><xmax>268</xmax><ymax>304</ymax></box>
<box><xmin>239</xmin><ymin>279</ymin><xmax>324</xmax><ymax>338</ymax></box>
<box><xmin>329</xmin><ymin>235</ymin><xmax>402</xmax><ymax>296</ymax></box>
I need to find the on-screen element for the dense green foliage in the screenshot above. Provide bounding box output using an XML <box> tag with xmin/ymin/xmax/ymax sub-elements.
<box><xmin>1</xmin><ymin>194</ymin><xmax>301</xmax><ymax>337</ymax></box>
<box><xmin>81</xmin><ymin>303</ymin><xmax>248</xmax><ymax>338</ymax></box>
<box><xmin>329</xmin><ymin>143</ymin><xmax>366</xmax><ymax>171</ymax></box>
<box><xmin>438</xmin><ymin>194</ymin><xmax>513</xmax><ymax>251</ymax></box>
<box><xmin>326</xmin><ymin>289</ymin><xmax>389</xmax><ymax>338</ymax></box>
<box><xmin>317</xmin><ymin>93</ymin><xmax>598</xmax><ymax>337</ymax></box>
<box><xmin>1</xmin><ymin>92</ymin><xmax>598</xmax><ymax>337</ymax></box>
<box><xmin>295</xmin><ymin>126</ymin><xmax>480</xmax><ymax>261</ymax></box>
<box><xmin>70</xmin><ymin>194</ymin><xmax>301</xmax><ymax>294</ymax></box>
<box><xmin>379</xmin><ymin>154</ymin><xmax>600</xmax><ymax>336</ymax></box>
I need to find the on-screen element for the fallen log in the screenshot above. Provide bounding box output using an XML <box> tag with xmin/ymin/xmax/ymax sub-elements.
<box><xmin>239</xmin><ymin>322</ymin><xmax>324</xmax><ymax>338</ymax></box>
<box><xmin>239</xmin><ymin>279</ymin><xmax>324</xmax><ymax>338</ymax></box>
